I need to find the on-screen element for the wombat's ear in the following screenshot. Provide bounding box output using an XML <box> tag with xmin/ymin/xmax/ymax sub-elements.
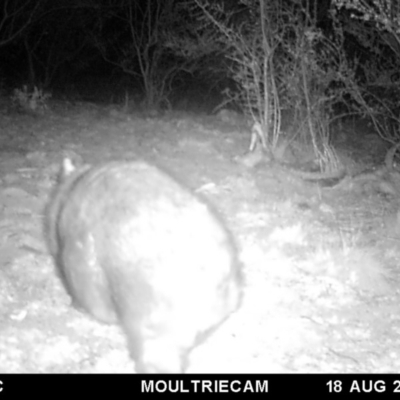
<box><xmin>54</xmin><ymin>159</ymin><xmax>81</xmax><ymax>184</ymax></box>
<box><xmin>58</xmin><ymin>152</ymin><xmax>85</xmax><ymax>181</ymax></box>
<box><xmin>62</xmin><ymin>158</ymin><xmax>76</xmax><ymax>176</ymax></box>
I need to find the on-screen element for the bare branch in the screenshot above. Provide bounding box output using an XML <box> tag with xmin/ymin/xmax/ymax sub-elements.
<box><xmin>0</xmin><ymin>0</ymin><xmax>44</xmax><ymax>46</ymax></box>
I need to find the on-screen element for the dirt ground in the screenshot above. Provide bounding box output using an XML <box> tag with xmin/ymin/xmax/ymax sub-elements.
<box><xmin>0</xmin><ymin>101</ymin><xmax>400</xmax><ymax>373</ymax></box>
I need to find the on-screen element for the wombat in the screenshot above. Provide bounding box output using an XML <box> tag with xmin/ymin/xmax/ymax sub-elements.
<box><xmin>45</xmin><ymin>158</ymin><xmax>242</xmax><ymax>373</ymax></box>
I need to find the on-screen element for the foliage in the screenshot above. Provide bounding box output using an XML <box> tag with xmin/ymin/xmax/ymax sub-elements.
<box><xmin>2</xmin><ymin>0</ymin><xmax>400</xmax><ymax>150</ymax></box>
<box><xmin>333</xmin><ymin>0</ymin><xmax>400</xmax><ymax>141</ymax></box>
<box><xmin>89</xmin><ymin>0</ymin><xmax>218</xmax><ymax>110</ymax></box>
<box><xmin>191</xmin><ymin>0</ymin><xmax>344</xmax><ymax>171</ymax></box>
<box><xmin>11</xmin><ymin>85</ymin><xmax>51</xmax><ymax>112</ymax></box>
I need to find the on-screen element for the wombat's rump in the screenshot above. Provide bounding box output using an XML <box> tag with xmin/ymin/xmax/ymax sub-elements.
<box><xmin>45</xmin><ymin>158</ymin><xmax>242</xmax><ymax>373</ymax></box>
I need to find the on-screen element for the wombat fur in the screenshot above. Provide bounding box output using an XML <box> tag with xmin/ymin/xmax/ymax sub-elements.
<box><xmin>45</xmin><ymin>158</ymin><xmax>242</xmax><ymax>373</ymax></box>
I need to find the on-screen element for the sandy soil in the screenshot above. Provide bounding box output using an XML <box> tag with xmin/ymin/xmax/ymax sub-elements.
<box><xmin>0</xmin><ymin>101</ymin><xmax>399</xmax><ymax>373</ymax></box>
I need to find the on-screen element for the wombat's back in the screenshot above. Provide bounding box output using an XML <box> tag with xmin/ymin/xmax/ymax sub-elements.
<box><xmin>46</xmin><ymin>159</ymin><xmax>242</xmax><ymax>372</ymax></box>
